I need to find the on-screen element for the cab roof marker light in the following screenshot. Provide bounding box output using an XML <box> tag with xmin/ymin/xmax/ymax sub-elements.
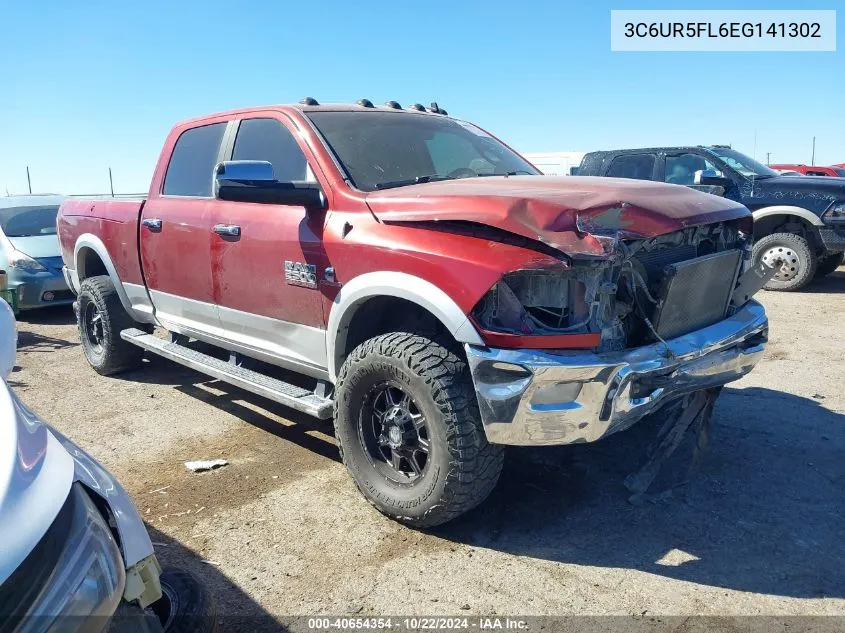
<box><xmin>299</xmin><ymin>97</ymin><xmax>319</xmax><ymax>105</ymax></box>
<box><xmin>384</xmin><ymin>101</ymin><xmax>402</xmax><ymax>109</ymax></box>
<box><xmin>357</xmin><ymin>99</ymin><xmax>374</xmax><ymax>108</ymax></box>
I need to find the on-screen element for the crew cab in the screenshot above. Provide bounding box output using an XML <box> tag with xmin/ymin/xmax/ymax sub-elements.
<box><xmin>578</xmin><ymin>146</ymin><xmax>845</xmax><ymax>290</ymax></box>
<box><xmin>58</xmin><ymin>100</ymin><xmax>770</xmax><ymax>527</ymax></box>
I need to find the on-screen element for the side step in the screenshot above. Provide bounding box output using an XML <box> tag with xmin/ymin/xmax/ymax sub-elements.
<box><xmin>120</xmin><ymin>328</ymin><xmax>333</xmax><ymax>419</ymax></box>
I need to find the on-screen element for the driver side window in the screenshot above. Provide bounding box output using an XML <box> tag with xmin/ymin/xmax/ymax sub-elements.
<box><xmin>425</xmin><ymin>132</ymin><xmax>494</xmax><ymax>176</ymax></box>
<box><xmin>664</xmin><ymin>153</ymin><xmax>718</xmax><ymax>186</ymax></box>
<box><xmin>232</xmin><ymin>118</ymin><xmax>315</xmax><ymax>182</ymax></box>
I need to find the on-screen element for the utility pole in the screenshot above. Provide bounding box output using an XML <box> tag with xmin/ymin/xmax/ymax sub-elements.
<box><xmin>26</xmin><ymin>166</ymin><xmax>32</xmax><ymax>194</ymax></box>
<box><xmin>109</xmin><ymin>167</ymin><xmax>115</xmax><ymax>197</ymax></box>
<box><xmin>811</xmin><ymin>137</ymin><xmax>816</xmax><ymax>165</ymax></box>
<box><xmin>766</xmin><ymin>152</ymin><xmax>771</xmax><ymax>165</ymax></box>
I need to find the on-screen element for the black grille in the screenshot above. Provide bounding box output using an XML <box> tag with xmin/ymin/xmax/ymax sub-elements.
<box><xmin>651</xmin><ymin>250</ymin><xmax>742</xmax><ymax>340</ymax></box>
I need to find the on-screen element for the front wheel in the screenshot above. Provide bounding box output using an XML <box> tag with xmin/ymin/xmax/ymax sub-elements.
<box><xmin>753</xmin><ymin>232</ymin><xmax>817</xmax><ymax>291</ymax></box>
<box><xmin>333</xmin><ymin>332</ymin><xmax>504</xmax><ymax>527</ymax></box>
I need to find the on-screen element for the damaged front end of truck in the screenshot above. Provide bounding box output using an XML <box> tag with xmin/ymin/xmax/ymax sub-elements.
<box><xmin>465</xmin><ymin>212</ymin><xmax>773</xmax><ymax>493</ymax></box>
<box><xmin>369</xmin><ymin>178</ymin><xmax>772</xmax><ymax>492</ymax></box>
<box><xmin>470</xmin><ymin>217</ymin><xmax>767</xmax><ymax>354</ymax></box>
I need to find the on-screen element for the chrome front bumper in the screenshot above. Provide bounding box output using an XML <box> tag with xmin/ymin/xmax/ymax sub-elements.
<box><xmin>465</xmin><ymin>300</ymin><xmax>768</xmax><ymax>446</ymax></box>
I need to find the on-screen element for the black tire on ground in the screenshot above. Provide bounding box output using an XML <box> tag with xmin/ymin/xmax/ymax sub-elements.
<box><xmin>77</xmin><ymin>275</ymin><xmax>144</xmax><ymax>375</ymax></box>
<box><xmin>333</xmin><ymin>332</ymin><xmax>504</xmax><ymax>528</ymax></box>
<box><xmin>149</xmin><ymin>569</ymin><xmax>217</xmax><ymax>633</ymax></box>
<box><xmin>815</xmin><ymin>252</ymin><xmax>844</xmax><ymax>278</ymax></box>
<box><xmin>753</xmin><ymin>232</ymin><xmax>817</xmax><ymax>291</ymax></box>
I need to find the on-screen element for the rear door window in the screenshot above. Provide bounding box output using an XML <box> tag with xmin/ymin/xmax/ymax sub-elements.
<box><xmin>163</xmin><ymin>123</ymin><xmax>227</xmax><ymax>197</ymax></box>
<box><xmin>232</xmin><ymin>118</ymin><xmax>312</xmax><ymax>182</ymax></box>
<box><xmin>606</xmin><ymin>154</ymin><xmax>656</xmax><ymax>180</ymax></box>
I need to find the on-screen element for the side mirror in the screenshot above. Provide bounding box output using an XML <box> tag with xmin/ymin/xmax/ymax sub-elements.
<box><xmin>0</xmin><ymin>298</ymin><xmax>17</xmax><ymax>379</ymax></box>
<box><xmin>213</xmin><ymin>161</ymin><xmax>325</xmax><ymax>209</ymax></box>
<box><xmin>694</xmin><ymin>169</ymin><xmax>733</xmax><ymax>188</ymax></box>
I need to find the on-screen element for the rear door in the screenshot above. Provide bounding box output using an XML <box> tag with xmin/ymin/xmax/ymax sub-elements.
<box><xmin>140</xmin><ymin>121</ymin><xmax>228</xmax><ymax>334</ymax></box>
<box><xmin>209</xmin><ymin>114</ymin><xmax>330</xmax><ymax>376</ymax></box>
<box><xmin>604</xmin><ymin>153</ymin><xmax>658</xmax><ymax>181</ymax></box>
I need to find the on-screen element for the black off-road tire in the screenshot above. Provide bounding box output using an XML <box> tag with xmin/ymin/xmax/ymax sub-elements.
<box><xmin>77</xmin><ymin>275</ymin><xmax>144</xmax><ymax>375</ymax></box>
<box><xmin>815</xmin><ymin>252</ymin><xmax>844</xmax><ymax>278</ymax></box>
<box><xmin>149</xmin><ymin>569</ymin><xmax>217</xmax><ymax>633</ymax></box>
<box><xmin>753</xmin><ymin>232</ymin><xmax>817</xmax><ymax>291</ymax></box>
<box><xmin>333</xmin><ymin>332</ymin><xmax>504</xmax><ymax>528</ymax></box>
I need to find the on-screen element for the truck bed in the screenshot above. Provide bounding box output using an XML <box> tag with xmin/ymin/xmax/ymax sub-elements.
<box><xmin>57</xmin><ymin>197</ymin><xmax>147</xmax><ymax>286</ymax></box>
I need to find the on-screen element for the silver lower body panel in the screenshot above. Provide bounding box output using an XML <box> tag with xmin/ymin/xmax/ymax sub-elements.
<box><xmin>465</xmin><ymin>300</ymin><xmax>768</xmax><ymax>446</ymax></box>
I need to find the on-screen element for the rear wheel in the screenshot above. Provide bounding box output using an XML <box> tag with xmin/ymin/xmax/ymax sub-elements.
<box><xmin>333</xmin><ymin>332</ymin><xmax>504</xmax><ymax>527</ymax></box>
<box><xmin>815</xmin><ymin>252</ymin><xmax>844</xmax><ymax>278</ymax></box>
<box><xmin>77</xmin><ymin>275</ymin><xmax>145</xmax><ymax>375</ymax></box>
<box><xmin>753</xmin><ymin>232</ymin><xmax>817</xmax><ymax>291</ymax></box>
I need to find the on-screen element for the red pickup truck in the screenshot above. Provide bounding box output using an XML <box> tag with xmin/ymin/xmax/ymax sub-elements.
<box><xmin>58</xmin><ymin>99</ymin><xmax>770</xmax><ymax>526</ymax></box>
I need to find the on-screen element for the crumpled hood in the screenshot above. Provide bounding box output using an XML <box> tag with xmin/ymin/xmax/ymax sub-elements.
<box><xmin>0</xmin><ymin>382</ymin><xmax>74</xmax><ymax>584</ymax></box>
<box><xmin>366</xmin><ymin>176</ymin><xmax>750</xmax><ymax>257</ymax></box>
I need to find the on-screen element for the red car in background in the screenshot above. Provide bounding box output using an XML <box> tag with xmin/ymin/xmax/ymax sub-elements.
<box><xmin>770</xmin><ymin>164</ymin><xmax>845</xmax><ymax>177</ymax></box>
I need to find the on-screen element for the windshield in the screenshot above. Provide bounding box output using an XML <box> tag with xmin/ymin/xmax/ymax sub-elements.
<box><xmin>708</xmin><ymin>148</ymin><xmax>779</xmax><ymax>178</ymax></box>
<box><xmin>306</xmin><ymin>111</ymin><xmax>539</xmax><ymax>191</ymax></box>
<box><xmin>0</xmin><ymin>206</ymin><xmax>59</xmax><ymax>237</ymax></box>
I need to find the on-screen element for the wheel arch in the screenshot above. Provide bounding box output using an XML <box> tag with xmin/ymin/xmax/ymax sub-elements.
<box><xmin>73</xmin><ymin>234</ymin><xmax>135</xmax><ymax>315</ymax></box>
<box><xmin>326</xmin><ymin>271</ymin><xmax>483</xmax><ymax>382</ymax></box>
<box><xmin>752</xmin><ymin>206</ymin><xmax>824</xmax><ymax>249</ymax></box>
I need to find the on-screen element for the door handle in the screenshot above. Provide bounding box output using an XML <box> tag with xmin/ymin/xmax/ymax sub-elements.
<box><xmin>213</xmin><ymin>224</ymin><xmax>241</xmax><ymax>237</ymax></box>
<box><xmin>142</xmin><ymin>218</ymin><xmax>162</xmax><ymax>232</ymax></box>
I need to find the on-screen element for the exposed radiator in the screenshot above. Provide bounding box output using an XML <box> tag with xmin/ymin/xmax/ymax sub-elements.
<box><xmin>652</xmin><ymin>249</ymin><xmax>742</xmax><ymax>340</ymax></box>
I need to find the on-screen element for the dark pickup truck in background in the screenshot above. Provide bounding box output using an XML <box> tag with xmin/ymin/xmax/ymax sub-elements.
<box><xmin>577</xmin><ymin>146</ymin><xmax>845</xmax><ymax>290</ymax></box>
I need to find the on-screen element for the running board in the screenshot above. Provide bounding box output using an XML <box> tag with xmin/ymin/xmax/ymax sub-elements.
<box><xmin>120</xmin><ymin>328</ymin><xmax>333</xmax><ymax>419</ymax></box>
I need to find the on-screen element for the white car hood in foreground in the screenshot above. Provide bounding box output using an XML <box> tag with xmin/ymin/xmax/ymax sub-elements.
<box><xmin>0</xmin><ymin>382</ymin><xmax>75</xmax><ymax>584</ymax></box>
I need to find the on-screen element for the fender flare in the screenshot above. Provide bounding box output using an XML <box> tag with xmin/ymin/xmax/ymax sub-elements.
<box><xmin>752</xmin><ymin>205</ymin><xmax>824</xmax><ymax>227</ymax></box>
<box><xmin>73</xmin><ymin>234</ymin><xmax>136</xmax><ymax>315</ymax></box>
<box><xmin>326</xmin><ymin>271</ymin><xmax>484</xmax><ymax>381</ymax></box>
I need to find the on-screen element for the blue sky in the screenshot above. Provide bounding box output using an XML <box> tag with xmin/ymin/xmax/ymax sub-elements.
<box><xmin>1</xmin><ymin>0</ymin><xmax>842</xmax><ymax>195</ymax></box>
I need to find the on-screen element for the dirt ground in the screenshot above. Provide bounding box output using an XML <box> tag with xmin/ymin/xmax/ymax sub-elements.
<box><xmin>10</xmin><ymin>269</ymin><xmax>845</xmax><ymax>626</ymax></box>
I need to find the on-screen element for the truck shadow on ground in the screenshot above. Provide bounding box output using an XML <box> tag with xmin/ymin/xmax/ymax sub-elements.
<box><xmin>16</xmin><ymin>330</ymin><xmax>78</xmax><ymax>352</ymax></box>
<box><xmin>14</xmin><ymin>304</ymin><xmax>76</xmax><ymax>325</ymax></box>
<box><xmin>116</xmin><ymin>353</ymin><xmax>341</xmax><ymax>464</ymax></box>
<box><xmin>800</xmin><ymin>269</ymin><xmax>845</xmax><ymax>294</ymax></box>
<box><xmin>437</xmin><ymin>387</ymin><xmax>844</xmax><ymax>600</ymax></box>
<box><xmin>146</xmin><ymin>525</ymin><xmax>288</xmax><ymax>632</ymax></box>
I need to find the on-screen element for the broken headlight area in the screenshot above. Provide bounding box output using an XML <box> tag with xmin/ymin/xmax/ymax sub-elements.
<box><xmin>470</xmin><ymin>264</ymin><xmax>618</xmax><ymax>349</ymax></box>
<box><xmin>472</xmin><ymin>269</ymin><xmax>588</xmax><ymax>335</ymax></box>
<box><xmin>473</xmin><ymin>220</ymin><xmax>756</xmax><ymax>352</ymax></box>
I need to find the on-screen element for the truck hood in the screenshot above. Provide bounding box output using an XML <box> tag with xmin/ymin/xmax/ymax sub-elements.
<box><xmin>744</xmin><ymin>175</ymin><xmax>844</xmax><ymax>215</ymax></box>
<box><xmin>365</xmin><ymin>176</ymin><xmax>750</xmax><ymax>257</ymax></box>
<box><xmin>0</xmin><ymin>381</ymin><xmax>75</xmax><ymax>584</ymax></box>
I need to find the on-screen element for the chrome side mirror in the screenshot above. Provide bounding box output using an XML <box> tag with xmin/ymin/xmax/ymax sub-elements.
<box><xmin>0</xmin><ymin>299</ymin><xmax>17</xmax><ymax>379</ymax></box>
<box><xmin>694</xmin><ymin>168</ymin><xmax>730</xmax><ymax>186</ymax></box>
<box><xmin>213</xmin><ymin>160</ymin><xmax>276</xmax><ymax>198</ymax></box>
<box><xmin>213</xmin><ymin>160</ymin><xmax>325</xmax><ymax>209</ymax></box>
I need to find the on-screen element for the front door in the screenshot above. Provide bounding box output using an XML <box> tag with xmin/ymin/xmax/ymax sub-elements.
<box><xmin>140</xmin><ymin>121</ymin><xmax>228</xmax><ymax>334</ymax></box>
<box><xmin>210</xmin><ymin>115</ymin><xmax>329</xmax><ymax>376</ymax></box>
